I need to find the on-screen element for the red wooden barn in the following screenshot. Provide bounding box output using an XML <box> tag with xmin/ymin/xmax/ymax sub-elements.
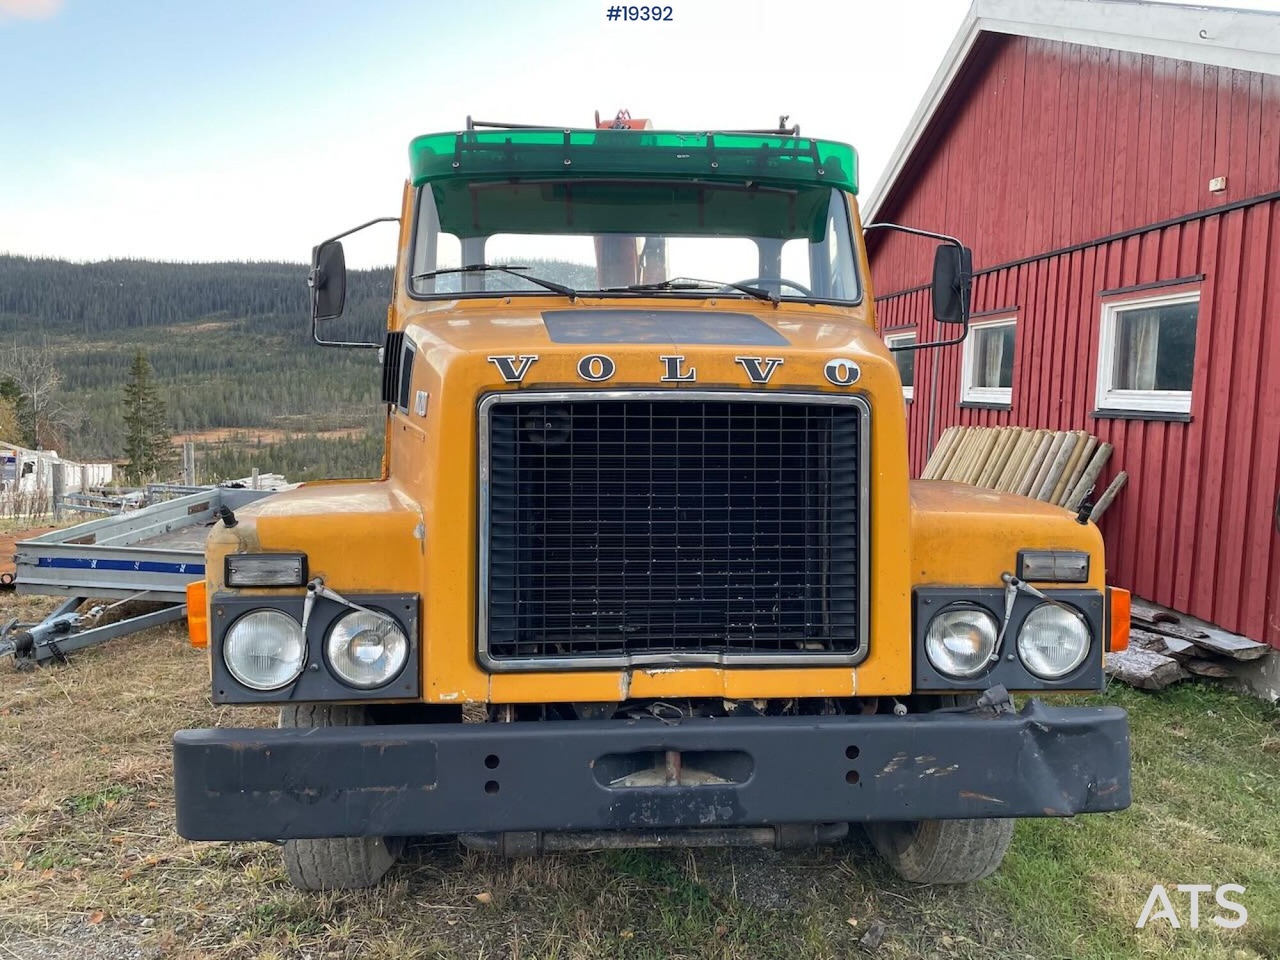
<box><xmin>865</xmin><ymin>0</ymin><xmax>1280</xmax><ymax>647</ymax></box>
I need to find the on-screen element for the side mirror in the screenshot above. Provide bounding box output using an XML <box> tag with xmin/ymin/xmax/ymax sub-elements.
<box><xmin>309</xmin><ymin>240</ymin><xmax>347</xmax><ymax>322</ymax></box>
<box><xmin>931</xmin><ymin>243</ymin><xmax>973</xmax><ymax>324</ymax></box>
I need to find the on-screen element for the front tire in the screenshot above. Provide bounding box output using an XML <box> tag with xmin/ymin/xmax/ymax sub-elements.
<box><xmin>866</xmin><ymin>693</ymin><xmax>1015</xmax><ymax>884</ymax></box>
<box><xmin>866</xmin><ymin>818</ymin><xmax>1015</xmax><ymax>884</ymax></box>
<box><xmin>278</xmin><ymin>704</ymin><xmax>403</xmax><ymax>891</ymax></box>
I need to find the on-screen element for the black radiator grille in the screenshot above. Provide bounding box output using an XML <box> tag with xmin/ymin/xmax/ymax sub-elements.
<box><xmin>482</xmin><ymin>396</ymin><xmax>864</xmax><ymax>664</ymax></box>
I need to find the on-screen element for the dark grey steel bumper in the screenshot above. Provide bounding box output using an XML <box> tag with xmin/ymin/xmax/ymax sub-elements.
<box><xmin>173</xmin><ymin>700</ymin><xmax>1130</xmax><ymax>841</ymax></box>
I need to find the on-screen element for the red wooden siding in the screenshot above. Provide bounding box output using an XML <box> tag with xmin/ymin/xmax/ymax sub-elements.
<box><xmin>877</xmin><ymin>199</ymin><xmax>1280</xmax><ymax>646</ymax></box>
<box><xmin>868</xmin><ymin>33</ymin><xmax>1280</xmax><ymax>647</ymax></box>
<box><xmin>870</xmin><ymin>34</ymin><xmax>1280</xmax><ymax>294</ymax></box>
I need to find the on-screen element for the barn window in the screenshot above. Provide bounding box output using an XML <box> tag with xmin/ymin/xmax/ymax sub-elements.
<box><xmin>1096</xmin><ymin>291</ymin><xmax>1198</xmax><ymax>415</ymax></box>
<box><xmin>961</xmin><ymin>316</ymin><xmax>1016</xmax><ymax>405</ymax></box>
<box><xmin>885</xmin><ymin>332</ymin><xmax>916</xmax><ymax>400</ymax></box>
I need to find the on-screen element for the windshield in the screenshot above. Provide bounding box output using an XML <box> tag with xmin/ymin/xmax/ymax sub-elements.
<box><xmin>409</xmin><ymin>180</ymin><xmax>861</xmax><ymax>304</ymax></box>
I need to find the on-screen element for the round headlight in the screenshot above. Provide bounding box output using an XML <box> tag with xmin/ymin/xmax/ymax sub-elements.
<box><xmin>925</xmin><ymin>605</ymin><xmax>998</xmax><ymax>678</ymax></box>
<box><xmin>1017</xmin><ymin>603</ymin><xmax>1090</xmax><ymax>679</ymax></box>
<box><xmin>326</xmin><ymin>609</ymin><xmax>409</xmax><ymax>689</ymax></box>
<box><xmin>223</xmin><ymin>609</ymin><xmax>306</xmax><ymax>690</ymax></box>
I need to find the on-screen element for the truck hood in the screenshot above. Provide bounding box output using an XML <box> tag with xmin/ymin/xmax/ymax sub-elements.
<box><xmin>397</xmin><ymin>298</ymin><xmax>899</xmax><ymax>403</ymax></box>
<box><xmin>403</xmin><ymin>298</ymin><xmax>881</xmax><ymax>357</ymax></box>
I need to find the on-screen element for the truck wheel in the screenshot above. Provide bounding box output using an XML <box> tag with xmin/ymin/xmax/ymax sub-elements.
<box><xmin>866</xmin><ymin>693</ymin><xmax>1014</xmax><ymax>884</ymax></box>
<box><xmin>866</xmin><ymin>817</ymin><xmax>1014</xmax><ymax>884</ymax></box>
<box><xmin>278</xmin><ymin>704</ymin><xmax>404</xmax><ymax>890</ymax></box>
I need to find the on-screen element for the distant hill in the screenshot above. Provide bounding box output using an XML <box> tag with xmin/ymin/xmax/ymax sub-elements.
<box><xmin>0</xmin><ymin>254</ymin><xmax>589</xmax><ymax>480</ymax></box>
<box><xmin>0</xmin><ymin>255</ymin><xmax>391</xmax><ymax>473</ymax></box>
<box><xmin>0</xmin><ymin>255</ymin><xmax>391</xmax><ymax>337</ymax></box>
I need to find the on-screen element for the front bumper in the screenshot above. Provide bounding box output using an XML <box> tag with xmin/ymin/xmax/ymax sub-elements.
<box><xmin>173</xmin><ymin>700</ymin><xmax>1130</xmax><ymax>841</ymax></box>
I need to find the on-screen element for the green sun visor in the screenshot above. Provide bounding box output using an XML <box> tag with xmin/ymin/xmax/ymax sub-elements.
<box><xmin>409</xmin><ymin>129</ymin><xmax>858</xmax><ymax>194</ymax></box>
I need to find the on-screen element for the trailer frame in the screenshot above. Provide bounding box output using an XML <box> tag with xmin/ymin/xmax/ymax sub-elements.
<box><xmin>1</xmin><ymin>486</ymin><xmax>275</xmax><ymax>665</ymax></box>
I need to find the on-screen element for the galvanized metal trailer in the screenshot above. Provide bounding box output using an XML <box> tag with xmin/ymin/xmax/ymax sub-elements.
<box><xmin>1</xmin><ymin>486</ymin><xmax>275</xmax><ymax>664</ymax></box>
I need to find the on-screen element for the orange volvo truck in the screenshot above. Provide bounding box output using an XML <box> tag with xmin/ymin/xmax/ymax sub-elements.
<box><xmin>173</xmin><ymin>117</ymin><xmax>1131</xmax><ymax>890</ymax></box>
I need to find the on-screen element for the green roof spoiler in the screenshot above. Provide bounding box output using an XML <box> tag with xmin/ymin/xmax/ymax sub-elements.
<box><xmin>408</xmin><ymin>129</ymin><xmax>857</xmax><ymax>194</ymax></box>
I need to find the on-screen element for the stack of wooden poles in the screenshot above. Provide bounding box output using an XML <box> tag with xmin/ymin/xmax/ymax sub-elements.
<box><xmin>921</xmin><ymin>426</ymin><xmax>1128</xmax><ymax>522</ymax></box>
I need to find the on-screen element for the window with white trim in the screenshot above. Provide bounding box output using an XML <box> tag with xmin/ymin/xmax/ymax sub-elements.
<box><xmin>885</xmin><ymin>332</ymin><xmax>916</xmax><ymax>400</ymax></box>
<box><xmin>1096</xmin><ymin>291</ymin><xmax>1198</xmax><ymax>415</ymax></box>
<box><xmin>961</xmin><ymin>316</ymin><xmax>1016</xmax><ymax>405</ymax></box>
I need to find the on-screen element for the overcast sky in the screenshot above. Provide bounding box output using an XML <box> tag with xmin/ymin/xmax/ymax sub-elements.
<box><xmin>2</xmin><ymin>0</ymin><xmax>1277</xmax><ymax>266</ymax></box>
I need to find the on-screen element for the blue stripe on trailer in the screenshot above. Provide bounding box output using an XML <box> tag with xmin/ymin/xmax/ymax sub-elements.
<box><xmin>36</xmin><ymin>557</ymin><xmax>205</xmax><ymax>576</ymax></box>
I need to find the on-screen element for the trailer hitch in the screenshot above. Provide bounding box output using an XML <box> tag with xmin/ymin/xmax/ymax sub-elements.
<box><xmin>0</xmin><ymin>598</ymin><xmax>186</xmax><ymax>666</ymax></box>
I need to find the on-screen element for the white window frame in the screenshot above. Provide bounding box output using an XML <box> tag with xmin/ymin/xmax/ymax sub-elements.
<box><xmin>885</xmin><ymin>331</ymin><xmax>917</xmax><ymax>400</ymax></box>
<box><xmin>1095</xmin><ymin>290</ymin><xmax>1199</xmax><ymax>415</ymax></box>
<box><xmin>960</xmin><ymin>315</ymin><xmax>1017</xmax><ymax>405</ymax></box>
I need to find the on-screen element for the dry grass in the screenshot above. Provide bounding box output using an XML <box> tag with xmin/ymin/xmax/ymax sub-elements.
<box><xmin>0</xmin><ymin>593</ymin><xmax>1276</xmax><ymax>959</ymax></box>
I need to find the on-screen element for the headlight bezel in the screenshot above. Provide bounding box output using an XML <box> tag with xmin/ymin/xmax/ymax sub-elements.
<box><xmin>209</xmin><ymin>592</ymin><xmax>419</xmax><ymax>704</ymax></box>
<box><xmin>913</xmin><ymin>587</ymin><xmax>1104</xmax><ymax>692</ymax></box>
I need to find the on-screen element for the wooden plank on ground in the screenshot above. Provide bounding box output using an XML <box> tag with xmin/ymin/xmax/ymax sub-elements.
<box><xmin>1105</xmin><ymin>648</ymin><xmax>1188</xmax><ymax>690</ymax></box>
<box><xmin>1186</xmin><ymin>631</ymin><xmax>1271</xmax><ymax>662</ymax></box>
<box><xmin>1131</xmin><ymin>598</ymin><xmax>1185</xmax><ymax>626</ymax></box>
<box><xmin>1130</xmin><ymin>616</ymin><xmax>1209</xmax><ymax>642</ymax></box>
<box><xmin>1129</xmin><ymin>627</ymin><xmax>1205</xmax><ymax>663</ymax></box>
<box><xmin>1155</xmin><ymin>634</ymin><xmax>1199</xmax><ymax>660</ymax></box>
<box><xmin>1128</xmin><ymin>628</ymin><xmax>1168</xmax><ymax>652</ymax></box>
<box><xmin>1131</xmin><ymin>604</ymin><xmax>1272</xmax><ymax>661</ymax></box>
<box><xmin>1184</xmin><ymin>658</ymin><xmax>1235</xmax><ymax>679</ymax></box>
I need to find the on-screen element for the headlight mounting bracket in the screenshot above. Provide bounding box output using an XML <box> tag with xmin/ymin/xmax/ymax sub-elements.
<box><xmin>913</xmin><ymin>587</ymin><xmax>1104</xmax><ymax>692</ymax></box>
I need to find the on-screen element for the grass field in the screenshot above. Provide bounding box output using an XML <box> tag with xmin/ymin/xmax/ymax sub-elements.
<box><xmin>1</xmin><ymin>594</ymin><xmax>1277</xmax><ymax>960</ymax></box>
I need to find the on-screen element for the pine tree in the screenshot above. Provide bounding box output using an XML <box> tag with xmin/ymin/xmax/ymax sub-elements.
<box><xmin>0</xmin><ymin>379</ymin><xmax>22</xmax><ymax>444</ymax></box>
<box><xmin>0</xmin><ymin>395</ymin><xmax>20</xmax><ymax>445</ymax></box>
<box><xmin>122</xmin><ymin>351</ymin><xmax>174</xmax><ymax>480</ymax></box>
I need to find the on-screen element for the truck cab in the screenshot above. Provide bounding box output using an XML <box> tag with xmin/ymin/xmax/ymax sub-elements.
<box><xmin>173</xmin><ymin>120</ymin><xmax>1130</xmax><ymax>890</ymax></box>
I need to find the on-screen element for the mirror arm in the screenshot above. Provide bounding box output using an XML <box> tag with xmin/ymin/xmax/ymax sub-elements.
<box><xmin>864</xmin><ymin>221</ymin><xmax>971</xmax><ymax>353</ymax></box>
<box><xmin>311</xmin><ymin>329</ymin><xmax>383</xmax><ymax>350</ymax></box>
<box><xmin>310</xmin><ymin>216</ymin><xmax>400</xmax><ymax>350</ymax></box>
<box><xmin>318</xmin><ymin>216</ymin><xmax>401</xmax><ymax>249</ymax></box>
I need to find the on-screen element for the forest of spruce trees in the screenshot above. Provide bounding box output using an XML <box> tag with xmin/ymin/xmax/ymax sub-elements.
<box><xmin>0</xmin><ymin>253</ymin><xmax>594</xmax><ymax>482</ymax></box>
<box><xmin>0</xmin><ymin>254</ymin><xmax>392</xmax><ymax>480</ymax></box>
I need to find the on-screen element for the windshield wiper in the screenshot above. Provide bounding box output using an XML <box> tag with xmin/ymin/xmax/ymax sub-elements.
<box><xmin>606</xmin><ymin>277</ymin><xmax>778</xmax><ymax>305</ymax></box>
<box><xmin>412</xmin><ymin>263</ymin><xmax>577</xmax><ymax>300</ymax></box>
